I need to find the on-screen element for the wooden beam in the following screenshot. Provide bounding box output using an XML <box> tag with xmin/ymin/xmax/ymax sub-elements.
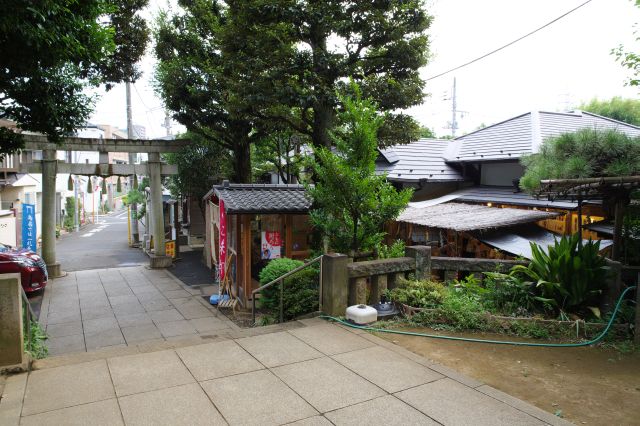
<box><xmin>241</xmin><ymin>215</ymin><xmax>252</xmax><ymax>303</ymax></box>
<box><xmin>22</xmin><ymin>134</ymin><xmax>190</xmax><ymax>153</ymax></box>
<box><xmin>284</xmin><ymin>215</ymin><xmax>293</xmax><ymax>258</ymax></box>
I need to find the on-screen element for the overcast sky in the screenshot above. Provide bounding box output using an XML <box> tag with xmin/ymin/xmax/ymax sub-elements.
<box><xmin>89</xmin><ymin>0</ymin><xmax>640</xmax><ymax>139</ymax></box>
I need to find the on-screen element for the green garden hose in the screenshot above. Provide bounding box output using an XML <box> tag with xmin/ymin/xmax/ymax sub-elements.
<box><xmin>321</xmin><ymin>286</ymin><xmax>637</xmax><ymax>348</ymax></box>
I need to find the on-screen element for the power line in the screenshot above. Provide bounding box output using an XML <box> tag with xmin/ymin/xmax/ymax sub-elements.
<box><xmin>425</xmin><ymin>0</ymin><xmax>594</xmax><ymax>81</ymax></box>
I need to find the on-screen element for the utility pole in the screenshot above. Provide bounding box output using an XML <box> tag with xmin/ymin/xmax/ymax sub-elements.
<box><xmin>451</xmin><ymin>77</ymin><xmax>458</xmax><ymax>138</ymax></box>
<box><xmin>126</xmin><ymin>82</ymin><xmax>140</xmax><ymax>245</ymax></box>
<box><xmin>163</xmin><ymin>112</ymin><xmax>172</xmax><ymax>137</ymax></box>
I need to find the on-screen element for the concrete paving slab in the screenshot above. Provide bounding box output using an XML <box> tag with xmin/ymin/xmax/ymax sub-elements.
<box><xmin>177</xmin><ymin>340</ymin><xmax>263</xmax><ymax>381</ymax></box>
<box><xmin>324</xmin><ymin>395</ymin><xmax>438</xmax><ymax>426</ymax></box>
<box><xmin>155</xmin><ymin>282</ymin><xmax>183</xmax><ymax>292</ymax></box>
<box><xmin>428</xmin><ymin>362</ymin><xmax>484</xmax><ymax>388</ymax></box>
<box><xmin>47</xmin><ymin>302</ymin><xmax>81</xmax><ymax>316</ymax></box>
<box><xmin>332</xmin><ymin>346</ymin><xmax>443</xmax><ymax>393</ymax></box>
<box><xmin>108</xmin><ymin>295</ymin><xmax>139</xmax><ymax>306</ymax></box>
<box><xmin>272</xmin><ymin>357</ymin><xmax>386</xmax><ymax>413</ymax></box>
<box><xmin>201</xmin><ymin>369</ymin><xmax>317</xmax><ymax>426</ymax></box>
<box><xmin>112</xmin><ymin>302</ymin><xmax>146</xmax><ymax>316</ymax></box>
<box><xmin>45</xmin><ymin>321</ymin><xmax>83</xmax><ymax>338</ymax></box>
<box><xmin>115</xmin><ymin>312</ymin><xmax>153</xmax><ymax>328</ymax></box>
<box><xmin>149</xmin><ymin>308</ymin><xmax>184</xmax><ymax>323</ymax></box>
<box><xmin>118</xmin><ymin>383</ymin><xmax>227</xmax><ymax>426</ymax></box>
<box><xmin>395</xmin><ymin>378</ymin><xmax>543</xmax><ymax>426</ymax></box>
<box><xmin>22</xmin><ymin>360</ymin><xmax>115</xmax><ymax>416</ymax></box>
<box><xmin>85</xmin><ymin>328</ymin><xmax>125</xmax><ymax>350</ymax></box>
<box><xmin>121</xmin><ymin>323</ymin><xmax>163</xmax><ymax>344</ymax></box>
<box><xmin>130</xmin><ymin>285</ymin><xmax>157</xmax><ymax>295</ymax></box>
<box><xmin>79</xmin><ymin>298</ymin><xmax>111</xmax><ymax>310</ymax></box>
<box><xmin>237</xmin><ymin>331</ymin><xmax>323</xmax><ymax>368</ymax></box>
<box><xmin>103</xmin><ymin>286</ymin><xmax>133</xmax><ymax>297</ymax></box>
<box><xmin>80</xmin><ymin>305</ymin><xmax>116</xmax><ymax>321</ymax></box>
<box><xmin>189</xmin><ymin>317</ymin><xmax>231</xmax><ymax>333</ymax></box>
<box><xmin>285</xmin><ymin>416</ymin><xmax>334</xmax><ymax>426</ymax></box>
<box><xmin>175</xmin><ymin>304</ymin><xmax>214</xmax><ymax>319</ymax></box>
<box><xmin>47</xmin><ymin>334</ymin><xmax>86</xmax><ymax>356</ymax></box>
<box><xmin>107</xmin><ymin>350</ymin><xmax>195</xmax><ymax>396</ymax></box>
<box><xmin>289</xmin><ymin>324</ymin><xmax>375</xmax><ymax>355</ymax></box>
<box><xmin>156</xmin><ymin>319</ymin><xmax>198</xmax><ymax>338</ymax></box>
<box><xmin>0</xmin><ymin>373</ymin><xmax>27</xmax><ymax>426</ymax></box>
<box><xmin>46</xmin><ymin>310</ymin><xmax>82</xmax><ymax>325</ymax></box>
<box><xmin>82</xmin><ymin>316</ymin><xmax>119</xmax><ymax>335</ymax></box>
<box><xmin>142</xmin><ymin>299</ymin><xmax>174</xmax><ymax>312</ymax></box>
<box><xmin>162</xmin><ymin>289</ymin><xmax>192</xmax><ymax>299</ymax></box>
<box><xmin>20</xmin><ymin>398</ymin><xmax>123</xmax><ymax>426</ymax></box>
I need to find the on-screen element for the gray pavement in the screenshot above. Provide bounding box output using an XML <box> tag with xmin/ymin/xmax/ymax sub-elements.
<box><xmin>56</xmin><ymin>210</ymin><xmax>147</xmax><ymax>272</ymax></box>
<box><xmin>39</xmin><ymin>266</ymin><xmax>231</xmax><ymax>356</ymax></box>
<box><xmin>0</xmin><ymin>318</ymin><xmax>572</xmax><ymax>426</ymax></box>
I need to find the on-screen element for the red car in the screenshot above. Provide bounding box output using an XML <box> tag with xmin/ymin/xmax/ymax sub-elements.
<box><xmin>0</xmin><ymin>243</ymin><xmax>48</xmax><ymax>293</ymax></box>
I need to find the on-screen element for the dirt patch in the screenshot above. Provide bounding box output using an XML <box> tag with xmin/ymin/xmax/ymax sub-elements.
<box><xmin>377</xmin><ymin>327</ymin><xmax>640</xmax><ymax>425</ymax></box>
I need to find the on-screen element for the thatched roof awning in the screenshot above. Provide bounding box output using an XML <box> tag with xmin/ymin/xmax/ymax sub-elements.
<box><xmin>397</xmin><ymin>202</ymin><xmax>561</xmax><ymax>232</ymax></box>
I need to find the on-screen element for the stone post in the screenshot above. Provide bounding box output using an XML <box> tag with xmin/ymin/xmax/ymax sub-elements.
<box><xmin>41</xmin><ymin>148</ymin><xmax>61</xmax><ymax>277</ymax></box>
<box><xmin>370</xmin><ymin>274</ymin><xmax>388</xmax><ymax>304</ymax></box>
<box><xmin>405</xmin><ymin>245</ymin><xmax>432</xmax><ymax>280</ymax></box>
<box><xmin>321</xmin><ymin>253</ymin><xmax>349</xmax><ymax>316</ymax></box>
<box><xmin>349</xmin><ymin>277</ymin><xmax>367</xmax><ymax>306</ymax></box>
<box><xmin>148</xmin><ymin>152</ymin><xmax>171</xmax><ymax>268</ymax></box>
<box><xmin>603</xmin><ymin>259</ymin><xmax>623</xmax><ymax>313</ymax></box>
<box><xmin>0</xmin><ymin>274</ymin><xmax>25</xmax><ymax>369</ymax></box>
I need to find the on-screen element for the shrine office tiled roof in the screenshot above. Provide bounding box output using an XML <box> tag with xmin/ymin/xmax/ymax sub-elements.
<box><xmin>207</xmin><ymin>181</ymin><xmax>312</xmax><ymax>214</ymax></box>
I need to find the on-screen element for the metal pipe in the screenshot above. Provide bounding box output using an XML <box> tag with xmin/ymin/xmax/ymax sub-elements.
<box><xmin>279</xmin><ymin>278</ymin><xmax>284</xmax><ymax>323</ymax></box>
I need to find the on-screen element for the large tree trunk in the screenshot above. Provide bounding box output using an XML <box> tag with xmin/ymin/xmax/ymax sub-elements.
<box><xmin>312</xmin><ymin>102</ymin><xmax>334</xmax><ymax>148</ymax></box>
<box><xmin>232</xmin><ymin>141</ymin><xmax>252</xmax><ymax>183</ymax></box>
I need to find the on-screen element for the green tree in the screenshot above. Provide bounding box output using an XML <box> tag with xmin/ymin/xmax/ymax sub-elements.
<box><xmin>225</xmin><ymin>0</ymin><xmax>432</xmax><ymax>149</ymax></box>
<box><xmin>306</xmin><ymin>88</ymin><xmax>413</xmax><ymax>255</ymax></box>
<box><xmin>164</xmin><ymin>132</ymin><xmax>232</xmax><ymax>217</ymax></box>
<box><xmin>154</xmin><ymin>1</ymin><xmax>265</xmax><ymax>183</ymax></box>
<box><xmin>0</xmin><ymin>1</ymin><xmax>149</xmax><ymax>156</ymax></box>
<box><xmin>579</xmin><ymin>97</ymin><xmax>640</xmax><ymax>126</ymax></box>
<box><xmin>613</xmin><ymin>0</ymin><xmax>640</xmax><ymax>87</ymax></box>
<box><xmin>252</xmin><ymin>131</ymin><xmax>305</xmax><ymax>184</ymax></box>
<box><xmin>520</xmin><ymin>128</ymin><xmax>640</xmax><ymax>260</ymax></box>
<box><xmin>418</xmin><ymin>126</ymin><xmax>436</xmax><ymax>139</ymax></box>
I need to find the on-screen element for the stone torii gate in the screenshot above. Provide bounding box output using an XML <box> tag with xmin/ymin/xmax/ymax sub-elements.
<box><xmin>20</xmin><ymin>134</ymin><xmax>189</xmax><ymax>277</ymax></box>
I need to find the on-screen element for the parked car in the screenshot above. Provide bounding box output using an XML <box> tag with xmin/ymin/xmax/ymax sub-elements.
<box><xmin>0</xmin><ymin>243</ymin><xmax>48</xmax><ymax>293</ymax></box>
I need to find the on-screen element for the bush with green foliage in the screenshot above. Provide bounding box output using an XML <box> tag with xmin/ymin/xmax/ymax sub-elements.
<box><xmin>520</xmin><ymin>128</ymin><xmax>640</xmax><ymax>191</ymax></box>
<box><xmin>63</xmin><ymin>197</ymin><xmax>75</xmax><ymax>231</ymax></box>
<box><xmin>386</xmin><ymin>277</ymin><xmax>446</xmax><ymax>308</ymax></box>
<box><xmin>482</xmin><ymin>272</ymin><xmax>544</xmax><ymax>317</ymax></box>
<box><xmin>511</xmin><ymin>234</ymin><xmax>609</xmax><ymax>317</ymax></box>
<box><xmin>258</xmin><ymin>258</ymin><xmax>319</xmax><ymax>322</ymax></box>
<box><xmin>376</xmin><ymin>240</ymin><xmax>406</xmax><ymax>259</ymax></box>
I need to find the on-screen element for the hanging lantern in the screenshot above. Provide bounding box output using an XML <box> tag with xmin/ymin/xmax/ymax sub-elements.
<box><xmin>67</xmin><ymin>175</ymin><xmax>73</xmax><ymax>191</ymax></box>
<box><xmin>102</xmin><ymin>178</ymin><xmax>107</xmax><ymax>193</ymax></box>
<box><xmin>116</xmin><ymin>176</ymin><xmax>122</xmax><ymax>193</ymax></box>
<box><xmin>133</xmin><ymin>174</ymin><xmax>138</xmax><ymax>190</ymax></box>
<box><xmin>87</xmin><ymin>177</ymin><xmax>93</xmax><ymax>194</ymax></box>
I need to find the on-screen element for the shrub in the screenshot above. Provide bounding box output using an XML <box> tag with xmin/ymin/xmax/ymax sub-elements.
<box><xmin>412</xmin><ymin>290</ymin><xmax>488</xmax><ymax>331</ymax></box>
<box><xmin>511</xmin><ymin>234</ymin><xmax>609</xmax><ymax>316</ymax></box>
<box><xmin>386</xmin><ymin>277</ymin><xmax>446</xmax><ymax>308</ymax></box>
<box><xmin>482</xmin><ymin>272</ymin><xmax>543</xmax><ymax>317</ymax></box>
<box><xmin>258</xmin><ymin>258</ymin><xmax>319</xmax><ymax>321</ymax></box>
<box><xmin>376</xmin><ymin>240</ymin><xmax>406</xmax><ymax>259</ymax></box>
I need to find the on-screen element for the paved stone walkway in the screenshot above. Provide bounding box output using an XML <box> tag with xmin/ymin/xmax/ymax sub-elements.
<box><xmin>0</xmin><ymin>318</ymin><xmax>572</xmax><ymax>425</ymax></box>
<box><xmin>39</xmin><ymin>266</ymin><xmax>235</xmax><ymax>355</ymax></box>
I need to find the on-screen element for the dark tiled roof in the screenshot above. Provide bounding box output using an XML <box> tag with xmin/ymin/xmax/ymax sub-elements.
<box><xmin>376</xmin><ymin>138</ymin><xmax>464</xmax><ymax>182</ymax></box>
<box><xmin>212</xmin><ymin>183</ymin><xmax>311</xmax><ymax>214</ymax></box>
<box><xmin>453</xmin><ymin>186</ymin><xmax>583</xmax><ymax>210</ymax></box>
<box><xmin>446</xmin><ymin>110</ymin><xmax>640</xmax><ymax>163</ymax></box>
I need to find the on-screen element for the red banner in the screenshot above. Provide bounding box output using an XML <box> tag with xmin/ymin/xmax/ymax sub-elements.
<box><xmin>219</xmin><ymin>199</ymin><xmax>226</xmax><ymax>280</ymax></box>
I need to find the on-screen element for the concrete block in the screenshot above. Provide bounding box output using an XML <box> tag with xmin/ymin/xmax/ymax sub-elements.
<box><xmin>150</xmin><ymin>255</ymin><xmax>172</xmax><ymax>269</ymax></box>
<box><xmin>0</xmin><ymin>274</ymin><xmax>25</xmax><ymax>368</ymax></box>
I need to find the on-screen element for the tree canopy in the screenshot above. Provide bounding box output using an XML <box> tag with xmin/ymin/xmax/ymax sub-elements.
<box><xmin>613</xmin><ymin>0</ymin><xmax>640</xmax><ymax>87</ymax></box>
<box><xmin>520</xmin><ymin>128</ymin><xmax>640</xmax><ymax>191</ymax></box>
<box><xmin>222</xmin><ymin>0</ymin><xmax>432</xmax><ymax>149</ymax></box>
<box><xmin>579</xmin><ymin>97</ymin><xmax>640</xmax><ymax>126</ymax></box>
<box><xmin>0</xmin><ymin>0</ymin><xmax>149</xmax><ymax>155</ymax></box>
<box><xmin>306</xmin><ymin>88</ymin><xmax>412</xmax><ymax>254</ymax></box>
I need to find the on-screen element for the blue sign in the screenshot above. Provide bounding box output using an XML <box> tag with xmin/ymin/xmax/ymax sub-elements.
<box><xmin>22</xmin><ymin>203</ymin><xmax>36</xmax><ymax>252</ymax></box>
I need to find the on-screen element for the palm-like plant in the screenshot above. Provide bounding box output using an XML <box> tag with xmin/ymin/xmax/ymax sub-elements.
<box><xmin>512</xmin><ymin>234</ymin><xmax>609</xmax><ymax>316</ymax></box>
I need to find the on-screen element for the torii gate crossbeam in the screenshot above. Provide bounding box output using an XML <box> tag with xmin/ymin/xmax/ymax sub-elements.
<box><xmin>20</xmin><ymin>135</ymin><xmax>189</xmax><ymax>277</ymax></box>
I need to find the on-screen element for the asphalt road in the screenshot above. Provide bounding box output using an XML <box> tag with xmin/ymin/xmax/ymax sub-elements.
<box><xmin>57</xmin><ymin>209</ymin><xmax>148</xmax><ymax>272</ymax></box>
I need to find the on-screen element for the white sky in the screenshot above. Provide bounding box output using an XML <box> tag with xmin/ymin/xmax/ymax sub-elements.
<box><xmin>90</xmin><ymin>0</ymin><xmax>640</xmax><ymax>139</ymax></box>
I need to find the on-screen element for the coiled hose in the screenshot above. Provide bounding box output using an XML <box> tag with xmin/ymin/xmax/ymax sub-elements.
<box><xmin>321</xmin><ymin>286</ymin><xmax>637</xmax><ymax>347</ymax></box>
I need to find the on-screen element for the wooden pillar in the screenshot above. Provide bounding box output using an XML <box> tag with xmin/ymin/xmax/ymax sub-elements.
<box><xmin>612</xmin><ymin>197</ymin><xmax>626</xmax><ymax>261</ymax></box>
<box><xmin>241</xmin><ymin>215</ymin><xmax>252</xmax><ymax>302</ymax></box>
<box><xmin>284</xmin><ymin>214</ymin><xmax>293</xmax><ymax>258</ymax></box>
